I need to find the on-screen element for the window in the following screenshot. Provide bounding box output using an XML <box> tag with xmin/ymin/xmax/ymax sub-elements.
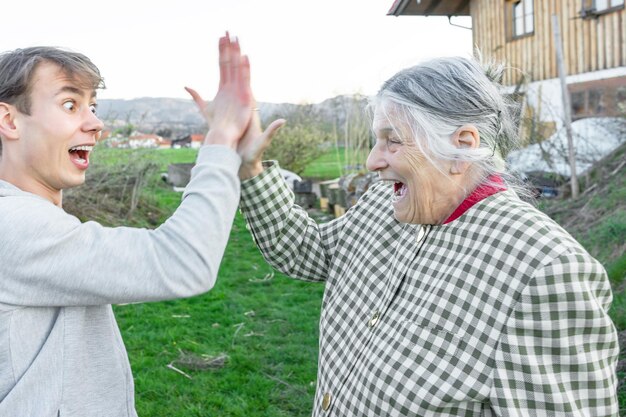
<box><xmin>617</xmin><ymin>87</ymin><xmax>626</xmax><ymax>105</ymax></box>
<box><xmin>588</xmin><ymin>89</ymin><xmax>606</xmax><ymax>114</ymax></box>
<box><xmin>593</xmin><ymin>0</ymin><xmax>624</xmax><ymax>11</ymax></box>
<box><xmin>568</xmin><ymin>77</ymin><xmax>626</xmax><ymax>120</ymax></box>
<box><xmin>617</xmin><ymin>87</ymin><xmax>626</xmax><ymax>115</ymax></box>
<box><xmin>506</xmin><ymin>0</ymin><xmax>534</xmax><ymax>40</ymax></box>
<box><xmin>571</xmin><ymin>92</ymin><xmax>586</xmax><ymax>118</ymax></box>
<box><xmin>581</xmin><ymin>0</ymin><xmax>624</xmax><ymax>17</ymax></box>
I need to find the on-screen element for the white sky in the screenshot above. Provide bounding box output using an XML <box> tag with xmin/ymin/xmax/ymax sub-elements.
<box><xmin>3</xmin><ymin>0</ymin><xmax>473</xmax><ymax>104</ymax></box>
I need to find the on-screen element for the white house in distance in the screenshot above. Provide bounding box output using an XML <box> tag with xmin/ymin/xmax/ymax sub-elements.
<box><xmin>100</xmin><ymin>131</ymin><xmax>169</xmax><ymax>149</ymax></box>
<box><xmin>170</xmin><ymin>134</ymin><xmax>205</xmax><ymax>149</ymax></box>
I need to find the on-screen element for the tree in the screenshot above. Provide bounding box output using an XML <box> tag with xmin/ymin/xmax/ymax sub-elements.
<box><xmin>155</xmin><ymin>127</ymin><xmax>173</xmax><ymax>139</ymax></box>
<box><xmin>262</xmin><ymin>104</ymin><xmax>334</xmax><ymax>175</ymax></box>
<box><xmin>340</xmin><ymin>94</ymin><xmax>371</xmax><ymax>175</ymax></box>
<box><xmin>114</xmin><ymin>123</ymin><xmax>135</xmax><ymax>137</ymax></box>
<box><xmin>264</xmin><ymin>122</ymin><xmax>328</xmax><ymax>175</ymax></box>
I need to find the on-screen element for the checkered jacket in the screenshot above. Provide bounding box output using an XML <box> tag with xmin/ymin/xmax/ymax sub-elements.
<box><xmin>240</xmin><ymin>162</ymin><xmax>619</xmax><ymax>417</ymax></box>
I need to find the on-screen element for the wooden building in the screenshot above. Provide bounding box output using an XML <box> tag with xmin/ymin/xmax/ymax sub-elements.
<box><xmin>388</xmin><ymin>0</ymin><xmax>626</xmax><ymax>132</ymax></box>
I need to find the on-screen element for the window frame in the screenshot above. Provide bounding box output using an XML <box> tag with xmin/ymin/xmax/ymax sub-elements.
<box><xmin>568</xmin><ymin>78</ymin><xmax>626</xmax><ymax>120</ymax></box>
<box><xmin>506</xmin><ymin>0</ymin><xmax>535</xmax><ymax>41</ymax></box>
<box><xmin>580</xmin><ymin>0</ymin><xmax>625</xmax><ymax>18</ymax></box>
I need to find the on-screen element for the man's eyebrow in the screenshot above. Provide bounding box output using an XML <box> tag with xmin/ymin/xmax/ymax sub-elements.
<box><xmin>55</xmin><ymin>85</ymin><xmax>98</xmax><ymax>99</ymax></box>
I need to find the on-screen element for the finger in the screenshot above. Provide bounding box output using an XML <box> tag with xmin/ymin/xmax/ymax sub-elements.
<box><xmin>250</xmin><ymin>106</ymin><xmax>261</xmax><ymax>126</ymax></box>
<box><xmin>241</xmin><ymin>55</ymin><xmax>251</xmax><ymax>83</ymax></box>
<box><xmin>219</xmin><ymin>34</ymin><xmax>231</xmax><ymax>86</ymax></box>
<box><xmin>240</xmin><ymin>55</ymin><xmax>251</xmax><ymax>102</ymax></box>
<box><xmin>228</xmin><ymin>37</ymin><xmax>241</xmax><ymax>86</ymax></box>
<box><xmin>264</xmin><ymin>119</ymin><xmax>286</xmax><ymax>138</ymax></box>
<box><xmin>259</xmin><ymin>119</ymin><xmax>286</xmax><ymax>149</ymax></box>
<box><xmin>184</xmin><ymin>86</ymin><xmax>206</xmax><ymax>110</ymax></box>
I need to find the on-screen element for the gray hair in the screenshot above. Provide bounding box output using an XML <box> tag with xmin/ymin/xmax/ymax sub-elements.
<box><xmin>370</xmin><ymin>55</ymin><xmax>522</xmax><ymax>191</ymax></box>
<box><xmin>0</xmin><ymin>46</ymin><xmax>105</xmax><ymax>157</ymax></box>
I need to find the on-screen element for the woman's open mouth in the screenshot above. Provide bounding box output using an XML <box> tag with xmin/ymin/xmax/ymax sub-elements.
<box><xmin>392</xmin><ymin>181</ymin><xmax>407</xmax><ymax>203</ymax></box>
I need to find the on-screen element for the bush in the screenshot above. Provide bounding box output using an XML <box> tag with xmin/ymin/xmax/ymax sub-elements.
<box><xmin>64</xmin><ymin>149</ymin><xmax>164</xmax><ymax>227</ymax></box>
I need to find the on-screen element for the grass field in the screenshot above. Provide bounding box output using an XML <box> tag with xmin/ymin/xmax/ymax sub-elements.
<box><xmin>116</xmin><ymin>213</ymin><xmax>324</xmax><ymax>416</ymax></box>
<box><xmin>300</xmin><ymin>147</ymin><xmax>369</xmax><ymax>180</ymax></box>
<box><xmin>91</xmin><ymin>146</ymin><xmax>624</xmax><ymax>416</ymax></box>
<box><xmin>91</xmin><ymin>147</ymin><xmax>322</xmax><ymax>416</ymax></box>
<box><xmin>300</xmin><ymin>148</ymin><xmax>345</xmax><ymax>180</ymax></box>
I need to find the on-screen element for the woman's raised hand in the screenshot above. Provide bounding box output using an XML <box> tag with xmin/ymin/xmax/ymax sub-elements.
<box><xmin>237</xmin><ymin>107</ymin><xmax>285</xmax><ymax>179</ymax></box>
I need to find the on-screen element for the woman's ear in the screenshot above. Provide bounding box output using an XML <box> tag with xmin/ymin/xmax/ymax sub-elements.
<box><xmin>450</xmin><ymin>124</ymin><xmax>480</xmax><ymax>175</ymax></box>
<box><xmin>0</xmin><ymin>103</ymin><xmax>19</xmax><ymax>140</ymax></box>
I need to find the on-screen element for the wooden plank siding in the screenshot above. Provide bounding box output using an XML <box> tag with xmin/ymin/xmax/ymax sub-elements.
<box><xmin>542</xmin><ymin>0</ymin><xmax>551</xmax><ymax>80</ymax></box>
<box><xmin>469</xmin><ymin>0</ymin><xmax>626</xmax><ymax>86</ymax></box>
<box><xmin>619</xmin><ymin>9</ymin><xmax>626</xmax><ymax>67</ymax></box>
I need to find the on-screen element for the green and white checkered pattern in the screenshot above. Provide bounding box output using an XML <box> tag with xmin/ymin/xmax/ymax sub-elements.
<box><xmin>240</xmin><ymin>162</ymin><xmax>619</xmax><ymax>417</ymax></box>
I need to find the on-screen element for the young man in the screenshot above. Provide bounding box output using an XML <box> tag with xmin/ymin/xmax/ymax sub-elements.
<box><xmin>0</xmin><ymin>35</ymin><xmax>252</xmax><ymax>416</ymax></box>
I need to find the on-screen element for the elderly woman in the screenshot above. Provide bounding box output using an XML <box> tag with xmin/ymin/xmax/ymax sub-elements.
<box><xmin>237</xmin><ymin>57</ymin><xmax>619</xmax><ymax>416</ymax></box>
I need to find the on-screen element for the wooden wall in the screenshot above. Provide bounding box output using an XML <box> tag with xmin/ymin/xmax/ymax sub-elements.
<box><xmin>470</xmin><ymin>0</ymin><xmax>625</xmax><ymax>86</ymax></box>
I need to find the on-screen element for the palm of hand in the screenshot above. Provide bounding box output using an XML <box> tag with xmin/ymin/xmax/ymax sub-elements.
<box><xmin>238</xmin><ymin>112</ymin><xmax>265</xmax><ymax>165</ymax></box>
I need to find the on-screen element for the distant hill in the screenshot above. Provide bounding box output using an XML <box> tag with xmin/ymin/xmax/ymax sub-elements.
<box><xmin>98</xmin><ymin>97</ymin><xmax>200</xmax><ymax>131</ymax></box>
<box><xmin>98</xmin><ymin>95</ymin><xmax>370</xmax><ymax>139</ymax></box>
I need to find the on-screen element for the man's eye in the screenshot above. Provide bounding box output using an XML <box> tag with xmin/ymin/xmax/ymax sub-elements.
<box><xmin>89</xmin><ymin>104</ymin><xmax>97</xmax><ymax>114</ymax></box>
<box><xmin>62</xmin><ymin>101</ymin><xmax>76</xmax><ymax>111</ymax></box>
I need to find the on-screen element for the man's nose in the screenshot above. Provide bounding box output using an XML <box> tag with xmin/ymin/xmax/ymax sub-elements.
<box><xmin>83</xmin><ymin>110</ymin><xmax>104</xmax><ymax>134</ymax></box>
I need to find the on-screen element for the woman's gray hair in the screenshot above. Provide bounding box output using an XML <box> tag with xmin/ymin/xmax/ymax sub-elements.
<box><xmin>369</xmin><ymin>55</ymin><xmax>523</xmax><ymax>191</ymax></box>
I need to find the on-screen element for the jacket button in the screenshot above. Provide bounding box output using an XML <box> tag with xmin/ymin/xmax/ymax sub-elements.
<box><xmin>322</xmin><ymin>392</ymin><xmax>332</xmax><ymax>410</ymax></box>
<box><xmin>368</xmin><ymin>310</ymin><xmax>380</xmax><ymax>328</ymax></box>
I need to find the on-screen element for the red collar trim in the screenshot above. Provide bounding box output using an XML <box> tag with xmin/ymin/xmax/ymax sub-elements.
<box><xmin>443</xmin><ymin>175</ymin><xmax>506</xmax><ymax>224</ymax></box>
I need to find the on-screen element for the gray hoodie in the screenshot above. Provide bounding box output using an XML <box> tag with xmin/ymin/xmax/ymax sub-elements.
<box><xmin>0</xmin><ymin>145</ymin><xmax>241</xmax><ymax>416</ymax></box>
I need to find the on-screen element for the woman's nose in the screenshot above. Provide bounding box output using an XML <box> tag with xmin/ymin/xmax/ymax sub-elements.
<box><xmin>366</xmin><ymin>142</ymin><xmax>387</xmax><ymax>172</ymax></box>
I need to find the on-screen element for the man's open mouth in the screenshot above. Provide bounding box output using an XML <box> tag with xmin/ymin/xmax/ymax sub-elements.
<box><xmin>69</xmin><ymin>145</ymin><xmax>93</xmax><ymax>166</ymax></box>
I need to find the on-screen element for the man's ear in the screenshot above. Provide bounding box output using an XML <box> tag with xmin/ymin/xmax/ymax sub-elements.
<box><xmin>0</xmin><ymin>103</ymin><xmax>19</xmax><ymax>140</ymax></box>
<box><xmin>450</xmin><ymin>124</ymin><xmax>480</xmax><ymax>175</ymax></box>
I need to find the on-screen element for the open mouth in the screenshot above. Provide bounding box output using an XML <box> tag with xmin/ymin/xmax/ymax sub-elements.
<box><xmin>392</xmin><ymin>181</ymin><xmax>407</xmax><ymax>202</ymax></box>
<box><xmin>69</xmin><ymin>145</ymin><xmax>93</xmax><ymax>168</ymax></box>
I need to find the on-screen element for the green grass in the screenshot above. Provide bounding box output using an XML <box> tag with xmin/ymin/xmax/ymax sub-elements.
<box><xmin>116</xmin><ymin>212</ymin><xmax>324</xmax><ymax>417</ymax></box>
<box><xmin>93</xmin><ymin>146</ymin><xmax>199</xmax><ymax>169</ymax></box>
<box><xmin>95</xmin><ymin>148</ymin><xmax>322</xmax><ymax>415</ymax></box>
<box><xmin>571</xmin><ymin>209</ymin><xmax>626</xmax><ymax>286</ymax></box>
<box><xmin>95</xmin><ymin>145</ymin><xmax>355</xmax><ymax>182</ymax></box>
<box><xmin>300</xmin><ymin>148</ymin><xmax>344</xmax><ymax>180</ymax></box>
<box><xmin>300</xmin><ymin>147</ymin><xmax>369</xmax><ymax>180</ymax></box>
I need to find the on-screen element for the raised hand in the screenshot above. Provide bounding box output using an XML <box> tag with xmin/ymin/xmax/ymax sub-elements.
<box><xmin>186</xmin><ymin>32</ymin><xmax>253</xmax><ymax>149</ymax></box>
<box><xmin>237</xmin><ymin>108</ymin><xmax>285</xmax><ymax>179</ymax></box>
